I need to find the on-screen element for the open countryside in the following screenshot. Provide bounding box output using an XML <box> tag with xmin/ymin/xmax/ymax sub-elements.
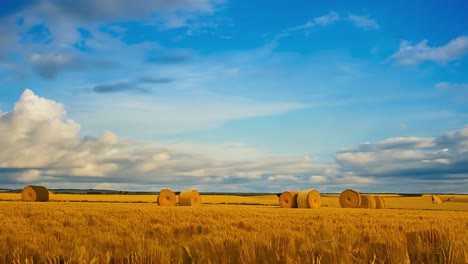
<box><xmin>1</xmin><ymin>0</ymin><xmax>467</xmax><ymax>263</ymax></box>
<box><xmin>0</xmin><ymin>191</ymin><xmax>467</xmax><ymax>263</ymax></box>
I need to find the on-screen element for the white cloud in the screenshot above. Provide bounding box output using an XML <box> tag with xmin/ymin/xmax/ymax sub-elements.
<box><xmin>288</xmin><ymin>11</ymin><xmax>340</xmax><ymax>31</ymax></box>
<box><xmin>336</xmin><ymin>128</ymin><xmax>468</xmax><ymax>181</ymax></box>
<box><xmin>388</xmin><ymin>36</ymin><xmax>468</xmax><ymax>65</ymax></box>
<box><xmin>309</xmin><ymin>175</ymin><xmax>326</xmax><ymax>183</ymax></box>
<box><xmin>1</xmin><ymin>90</ymin><xmax>467</xmax><ymax>192</ymax></box>
<box><xmin>0</xmin><ymin>89</ymin><xmax>336</xmax><ymax>191</ymax></box>
<box><xmin>347</xmin><ymin>14</ymin><xmax>379</xmax><ymax>30</ymax></box>
<box><xmin>288</xmin><ymin>12</ymin><xmax>380</xmax><ymax>32</ymax></box>
<box><xmin>268</xmin><ymin>175</ymin><xmax>298</xmax><ymax>181</ymax></box>
<box><xmin>435</xmin><ymin>82</ymin><xmax>468</xmax><ymax>89</ymax></box>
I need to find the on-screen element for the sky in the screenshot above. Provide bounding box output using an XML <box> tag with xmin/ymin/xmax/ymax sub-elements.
<box><xmin>0</xmin><ymin>0</ymin><xmax>467</xmax><ymax>193</ymax></box>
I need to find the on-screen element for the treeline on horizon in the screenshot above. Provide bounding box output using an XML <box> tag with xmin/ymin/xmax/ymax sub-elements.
<box><xmin>0</xmin><ymin>188</ymin><xmax>464</xmax><ymax>196</ymax></box>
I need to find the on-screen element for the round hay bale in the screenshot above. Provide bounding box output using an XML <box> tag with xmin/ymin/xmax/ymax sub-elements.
<box><xmin>179</xmin><ymin>189</ymin><xmax>202</xmax><ymax>207</ymax></box>
<box><xmin>374</xmin><ymin>196</ymin><xmax>385</xmax><ymax>209</ymax></box>
<box><xmin>297</xmin><ymin>189</ymin><xmax>321</xmax><ymax>209</ymax></box>
<box><xmin>339</xmin><ymin>189</ymin><xmax>361</xmax><ymax>208</ymax></box>
<box><xmin>278</xmin><ymin>191</ymin><xmax>298</xmax><ymax>208</ymax></box>
<box><xmin>157</xmin><ymin>188</ymin><xmax>177</xmax><ymax>206</ymax></box>
<box><xmin>360</xmin><ymin>195</ymin><xmax>376</xmax><ymax>209</ymax></box>
<box><xmin>21</xmin><ymin>185</ymin><xmax>49</xmax><ymax>202</ymax></box>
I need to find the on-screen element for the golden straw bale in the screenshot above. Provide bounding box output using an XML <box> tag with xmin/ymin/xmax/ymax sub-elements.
<box><xmin>278</xmin><ymin>191</ymin><xmax>298</xmax><ymax>208</ymax></box>
<box><xmin>339</xmin><ymin>189</ymin><xmax>361</xmax><ymax>208</ymax></box>
<box><xmin>157</xmin><ymin>189</ymin><xmax>177</xmax><ymax>206</ymax></box>
<box><xmin>374</xmin><ymin>196</ymin><xmax>385</xmax><ymax>209</ymax></box>
<box><xmin>360</xmin><ymin>195</ymin><xmax>376</xmax><ymax>209</ymax></box>
<box><xmin>21</xmin><ymin>185</ymin><xmax>49</xmax><ymax>202</ymax></box>
<box><xmin>179</xmin><ymin>189</ymin><xmax>202</xmax><ymax>207</ymax></box>
<box><xmin>297</xmin><ymin>189</ymin><xmax>321</xmax><ymax>209</ymax></box>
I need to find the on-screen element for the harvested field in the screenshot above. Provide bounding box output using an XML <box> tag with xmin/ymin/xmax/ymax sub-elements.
<box><xmin>0</xmin><ymin>198</ymin><xmax>467</xmax><ymax>264</ymax></box>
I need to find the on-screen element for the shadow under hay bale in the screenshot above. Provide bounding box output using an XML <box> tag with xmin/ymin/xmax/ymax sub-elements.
<box><xmin>157</xmin><ymin>189</ymin><xmax>177</xmax><ymax>206</ymax></box>
<box><xmin>297</xmin><ymin>189</ymin><xmax>321</xmax><ymax>209</ymax></box>
<box><xmin>374</xmin><ymin>196</ymin><xmax>385</xmax><ymax>209</ymax></box>
<box><xmin>278</xmin><ymin>191</ymin><xmax>298</xmax><ymax>208</ymax></box>
<box><xmin>339</xmin><ymin>189</ymin><xmax>361</xmax><ymax>208</ymax></box>
<box><xmin>179</xmin><ymin>189</ymin><xmax>202</xmax><ymax>206</ymax></box>
<box><xmin>360</xmin><ymin>195</ymin><xmax>376</xmax><ymax>209</ymax></box>
<box><xmin>21</xmin><ymin>185</ymin><xmax>49</xmax><ymax>202</ymax></box>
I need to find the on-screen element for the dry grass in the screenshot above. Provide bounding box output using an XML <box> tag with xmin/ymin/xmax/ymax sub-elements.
<box><xmin>1</xmin><ymin>193</ymin><xmax>467</xmax><ymax>210</ymax></box>
<box><xmin>0</xmin><ymin>193</ymin><xmax>467</xmax><ymax>263</ymax></box>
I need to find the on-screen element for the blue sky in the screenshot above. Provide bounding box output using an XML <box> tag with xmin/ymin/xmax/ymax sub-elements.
<box><xmin>0</xmin><ymin>0</ymin><xmax>467</xmax><ymax>193</ymax></box>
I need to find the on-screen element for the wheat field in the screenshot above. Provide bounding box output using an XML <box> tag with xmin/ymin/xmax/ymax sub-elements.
<box><xmin>0</xmin><ymin>193</ymin><xmax>467</xmax><ymax>263</ymax></box>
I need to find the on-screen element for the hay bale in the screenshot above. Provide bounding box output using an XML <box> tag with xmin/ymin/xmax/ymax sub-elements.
<box><xmin>278</xmin><ymin>191</ymin><xmax>298</xmax><ymax>208</ymax></box>
<box><xmin>179</xmin><ymin>189</ymin><xmax>202</xmax><ymax>206</ymax></box>
<box><xmin>339</xmin><ymin>189</ymin><xmax>361</xmax><ymax>208</ymax></box>
<box><xmin>157</xmin><ymin>188</ymin><xmax>177</xmax><ymax>206</ymax></box>
<box><xmin>21</xmin><ymin>185</ymin><xmax>49</xmax><ymax>202</ymax></box>
<box><xmin>360</xmin><ymin>195</ymin><xmax>376</xmax><ymax>209</ymax></box>
<box><xmin>374</xmin><ymin>196</ymin><xmax>385</xmax><ymax>209</ymax></box>
<box><xmin>297</xmin><ymin>189</ymin><xmax>321</xmax><ymax>209</ymax></box>
<box><xmin>431</xmin><ymin>195</ymin><xmax>443</xmax><ymax>204</ymax></box>
<box><xmin>278</xmin><ymin>191</ymin><xmax>297</xmax><ymax>208</ymax></box>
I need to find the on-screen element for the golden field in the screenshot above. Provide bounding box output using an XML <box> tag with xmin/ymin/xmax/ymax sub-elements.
<box><xmin>0</xmin><ymin>193</ymin><xmax>467</xmax><ymax>263</ymax></box>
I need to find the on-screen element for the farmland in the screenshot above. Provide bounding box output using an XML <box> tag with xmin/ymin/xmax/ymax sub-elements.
<box><xmin>0</xmin><ymin>193</ymin><xmax>467</xmax><ymax>263</ymax></box>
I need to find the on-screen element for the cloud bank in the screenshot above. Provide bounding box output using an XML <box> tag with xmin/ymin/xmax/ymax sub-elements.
<box><xmin>1</xmin><ymin>89</ymin><xmax>466</xmax><ymax>193</ymax></box>
<box><xmin>0</xmin><ymin>89</ymin><xmax>336</xmax><ymax>192</ymax></box>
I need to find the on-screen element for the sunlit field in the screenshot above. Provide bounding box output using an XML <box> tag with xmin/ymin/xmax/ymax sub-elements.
<box><xmin>0</xmin><ymin>193</ymin><xmax>467</xmax><ymax>263</ymax></box>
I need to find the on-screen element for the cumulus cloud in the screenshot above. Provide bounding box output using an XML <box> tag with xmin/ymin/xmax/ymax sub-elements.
<box><xmin>0</xmin><ymin>89</ymin><xmax>337</xmax><ymax>191</ymax></box>
<box><xmin>336</xmin><ymin>128</ymin><xmax>468</xmax><ymax>181</ymax></box>
<box><xmin>388</xmin><ymin>36</ymin><xmax>468</xmax><ymax>65</ymax></box>
<box><xmin>347</xmin><ymin>14</ymin><xmax>379</xmax><ymax>30</ymax></box>
<box><xmin>2</xmin><ymin>90</ymin><xmax>466</xmax><ymax>192</ymax></box>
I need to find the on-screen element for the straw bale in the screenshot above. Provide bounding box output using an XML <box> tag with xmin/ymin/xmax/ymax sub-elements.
<box><xmin>297</xmin><ymin>189</ymin><xmax>321</xmax><ymax>209</ymax></box>
<box><xmin>21</xmin><ymin>185</ymin><xmax>49</xmax><ymax>202</ymax></box>
<box><xmin>179</xmin><ymin>189</ymin><xmax>202</xmax><ymax>206</ymax></box>
<box><xmin>339</xmin><ymin>189</ymin><xmax>361</xmax><ymax>208</ymax></box>
<box><xmin>374</xmin><ymin>196</ymin><xmax>385</xmax><ymax>209</ymax></box>
<box><xmin>157</xmin><ymin>188</ymin><xmax>177</xmax><ymax>206</ymax></box>
<box><xmin>278</xmin><ymin>191</ymin><xmax>298</xmax><ymax>208</ymax></box>
<box><xmin>360</xmin><ymin>195</ymin><xmax>376</xmax><ymax>209</ymax></box>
